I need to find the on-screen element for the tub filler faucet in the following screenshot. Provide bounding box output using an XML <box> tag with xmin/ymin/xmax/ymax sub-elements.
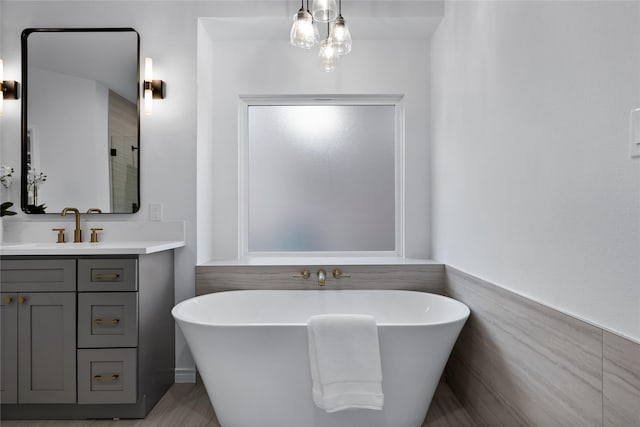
<box><xmin>317</xmin><ymin>269</ymin><xmax>326</xmax><ymax>286</ymax></box>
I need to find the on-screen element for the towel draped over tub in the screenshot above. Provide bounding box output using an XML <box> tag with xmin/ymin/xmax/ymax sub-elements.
<box><xmin>307</xmin><ymin>313</ymin><xmax>384</xmax><ymax>413</ymax></box>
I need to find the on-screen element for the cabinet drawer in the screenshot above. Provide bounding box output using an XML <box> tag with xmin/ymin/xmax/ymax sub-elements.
<box><xmin>78</xmin><ymin>293</ymin><xmax>138</xmax><ymax>348</ymax></box>
<box><xmin>0</xmin><ymin>259</ymin><xmax>76</xmax><ymax>292</ymax></box>
<box><xmin>77</xmin><ymin>348</ymin><xmax>137</xmax><ymax>404</ymax></box>
<box><xmin>78</xmin><ymin>259</ymin><xmax>137</xmax><ymax>292</ymax></box>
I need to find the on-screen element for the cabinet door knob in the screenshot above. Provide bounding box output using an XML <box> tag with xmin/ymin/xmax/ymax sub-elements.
<box><xmin>17</xmin><ymin>296</ymin><xmax>27</xmax><ymax>304</ymax></box>
<box><xmin>4</xmin><ymin>296</ymin><xmax>13</xmax><ymax>304</ymax></box>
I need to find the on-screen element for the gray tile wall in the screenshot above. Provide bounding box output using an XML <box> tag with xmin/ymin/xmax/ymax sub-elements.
<box><xmin>603</xmin><ymin>331</ymin><xmax>640</xmax><ymax>426</ymax></box>
<box><xmin>196</xmin><ymin>263</ymin><xmax>445</xmax><ymax>295</ymax></box>
<box><xmin>445</xmin><ymin>265</ymin><xmax>640</xmax><ymax>427</ymax></box>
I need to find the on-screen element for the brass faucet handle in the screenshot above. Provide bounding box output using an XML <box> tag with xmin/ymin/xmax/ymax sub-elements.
<box><xmin>52</xmin><ymin>228</ymin><xmax>66</xmax><ymax>243</ymax></box>
<box><xmin>292</xmin><ymin>269</ymin><xmax>311</xmax><ymax>279</ymax></box>
<box><xmin>86</xmin><ymin>208</ymin><xmax>103</xmax><ymax>214</ymax></box>
<box><xmin>332</xmin><ymin>268</ymin><xmax>351</xmax><ymax>279</ymax></box>
<box><xmin>90</xmin><ymin>228</ymin><xmax>103</xmax><ymax>243</ymax></box>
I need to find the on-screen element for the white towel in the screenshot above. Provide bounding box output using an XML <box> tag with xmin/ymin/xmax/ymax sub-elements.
<box><xmin>307</xmin><ymin>314</ymin><xmax>384</xmax><ymax>413</ymax></box>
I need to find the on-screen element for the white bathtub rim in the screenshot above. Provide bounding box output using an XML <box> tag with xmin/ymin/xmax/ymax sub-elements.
<box><xmin>172</xmin><ymin>289</ymin><xmax>470</xmax><ymax>328</ymax></box>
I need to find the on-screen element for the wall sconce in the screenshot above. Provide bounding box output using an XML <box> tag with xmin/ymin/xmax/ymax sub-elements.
<box><xmin>143</xmin><ymin>57</ymin><xmax>165</xmax><ymax>115</ymax></box>
<box><xmin>0</xmin><ymin>59</ymin><xmax>20</xmax><ymax>115</ymax></box>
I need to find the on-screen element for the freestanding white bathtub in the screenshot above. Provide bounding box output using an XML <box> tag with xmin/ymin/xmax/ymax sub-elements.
<box><xmin>172</xmin><ymin>290</ymin><xmax>470</xmax><ymax>427</ymax></box>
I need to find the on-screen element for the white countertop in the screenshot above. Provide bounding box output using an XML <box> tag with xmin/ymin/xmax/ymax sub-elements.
<box><xmin>0</xmin><ymin>240</ymin><xmax>185</xmax><ymax>256</ymax></box>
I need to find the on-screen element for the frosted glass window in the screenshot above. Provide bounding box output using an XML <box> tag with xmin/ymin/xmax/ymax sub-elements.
<box><xmin>247</xmin><ymin>104</ymin><xmax>396</xmax><ymax>252</ymax></box>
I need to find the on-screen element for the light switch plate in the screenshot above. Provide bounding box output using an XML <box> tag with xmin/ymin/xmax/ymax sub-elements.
<box><xmin>149</xmin><ymin>203</ymin><xmax>162</xmax><ymax>221</ymax></box>
<box><xmin>629</xmin><ymin>108</ymin><xmax>640</xmax><ymax>158</ymax></box>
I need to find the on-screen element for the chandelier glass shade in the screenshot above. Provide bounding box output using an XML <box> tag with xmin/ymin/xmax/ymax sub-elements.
<box><xmin>311</xmin><ymin>0</ymin><xmax>339</xmax><ymax>23</ymax></box>
<box><xmin>330</xmin><ymin>15</ymin><xmax>352</xmax><ymax>55</ymax></box>
<box><xmin>290</xmin><ymin>8</ymin><xmax>317</xmax><ymax>49</ymax></box>
<box><xmin>318</xmin><ymin>38</ymin><xmax>339</xmax><ymax>72</ymax></box>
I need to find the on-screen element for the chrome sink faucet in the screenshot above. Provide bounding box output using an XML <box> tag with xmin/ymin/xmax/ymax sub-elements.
<box><xmin>61</xmin><ymin>207</ymin><xmax>82</xmax><ymax>242</ymax></box>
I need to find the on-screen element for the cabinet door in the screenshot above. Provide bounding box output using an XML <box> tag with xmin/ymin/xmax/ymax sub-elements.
<box><xmin>18</xmin><ymin>292</ymin><xmax>76</xmax><ymax>403</ymax></box>
<box><xmin>1</xmin><ymin>293</ymin><xmax>18</xmax><ymax>404</ymax></box>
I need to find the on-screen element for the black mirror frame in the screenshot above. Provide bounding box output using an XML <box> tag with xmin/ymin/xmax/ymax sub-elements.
<box><xmin>20</xmin><ymin>27</ymin><xmax>141</xmax><ymax>214</ymax></box>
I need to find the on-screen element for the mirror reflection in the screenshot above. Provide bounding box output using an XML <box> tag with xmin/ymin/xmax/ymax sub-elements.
<box><xmin>22</xmin><ymin>28</ymin><xmax>140</xmax><ymax>214</ymax></box>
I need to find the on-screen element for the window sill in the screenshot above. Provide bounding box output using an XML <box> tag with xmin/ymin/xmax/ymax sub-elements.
<box><xmin>198</xmin><ymin>256</ymin><xmax>441</xmax><ymax>267</ymax></box>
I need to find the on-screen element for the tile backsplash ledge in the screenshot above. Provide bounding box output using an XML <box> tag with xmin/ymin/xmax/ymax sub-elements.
<box><xmin>1</xmin><ymin>220</ymin><xmax>185</xmax><ymax>243</ymax></box>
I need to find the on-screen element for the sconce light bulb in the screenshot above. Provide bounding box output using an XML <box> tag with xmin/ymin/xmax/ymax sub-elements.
<box><xmin>0</xmin><ymin>92</ymin><xmax>4</xmax><ymax>116</ymax></box>
<box><xmin>144</xmin><ymin>57</ymin><xmax>153</xmax><ymax>81</ymax></box>
<box><xmin>144</xmin><ymin>88</ymin><xmax>153</xmax><ymax>115</ymax></box>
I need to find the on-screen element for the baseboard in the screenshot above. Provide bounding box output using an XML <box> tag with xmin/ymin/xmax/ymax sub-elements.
<box><xmin>174</xmin><ymin>368</ymin><xmax>197</xmax><ymax>383</ymax></box>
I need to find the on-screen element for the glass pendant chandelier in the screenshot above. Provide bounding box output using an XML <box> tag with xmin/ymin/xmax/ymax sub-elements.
<box><xmin>290</xmin><ymin>0</ymin><xmax>317</xmax><ymax>49</ymax></box>
<box><xmin>290</xmin><ymin>0</ymin><xmax>351</xmax><ymax>71</ymax></box>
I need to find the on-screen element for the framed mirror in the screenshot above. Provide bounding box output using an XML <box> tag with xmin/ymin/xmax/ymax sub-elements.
<box><xmin>21</xmin><ymin>28</ymin><xmax>140</xmax><ymax>214</ymax></box>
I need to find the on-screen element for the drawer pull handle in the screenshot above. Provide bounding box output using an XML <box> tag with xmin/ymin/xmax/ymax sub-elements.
<box><xmin>95</xmin><ymin>273</ymin><xmax>120</xmax><ymax>280</ymax></box>
<box><xmin>94</xmin><ymin>318</ymin><xmax>120</xmax><ymax>325</ymax></box>
<box><xmin>93</xmin><ymin>374</ymin><xmax>120</xmax><ymax>382</ymax></box>
<box><xmin>4</xmin><ymin>296</ymin><xmax>13</xmax><ymax>304</ymax></box>
<box><xmin>17</xmin><ymin>296</ymin><xmax>27</xmax><ymax>304</ymax></box>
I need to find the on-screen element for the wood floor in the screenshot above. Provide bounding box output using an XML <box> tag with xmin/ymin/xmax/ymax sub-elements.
<box><xmin>1</xmin><ymin>381</ymin><xmax>475</xmax><ymax>427</ymax></box>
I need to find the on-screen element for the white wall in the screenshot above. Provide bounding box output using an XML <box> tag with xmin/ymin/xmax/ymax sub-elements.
<box><xmin>197</xmin><ymin>28</ymin><xmax>431</xmax><ymax>262</ymax></box>
<box><xmin>431</xmin><ymin>0</ymin><xmax>640</xmax><ymax>341</ymax></box>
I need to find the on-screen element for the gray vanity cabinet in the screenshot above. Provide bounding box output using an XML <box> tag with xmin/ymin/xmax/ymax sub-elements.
<box><xmin>1</xmin><ymin>251</ymin><xmax>175</xmax><ymax>420</ymax></box>
<box><xmin>0</xmin><ymin>259</ymin><xmax>77</xmax><ymax>405</ymax></box>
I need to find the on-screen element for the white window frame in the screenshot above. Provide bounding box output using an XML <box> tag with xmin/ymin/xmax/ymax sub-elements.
<box><xmin>238</xmin><ymin>94</ymin><xmax>405</xmax><ymax>258</ymax></box>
